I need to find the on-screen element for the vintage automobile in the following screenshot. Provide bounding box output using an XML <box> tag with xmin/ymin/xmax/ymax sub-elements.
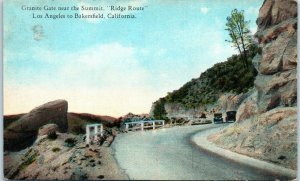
<box><xmin>225</xmin><ymin>111</ymin><xmax>236</xmax><ymax>122</ymax></box>
<box><xmin>213</xmin><ymin>113</ymin><xmax>223</xmax><ymax>124</ymax></box>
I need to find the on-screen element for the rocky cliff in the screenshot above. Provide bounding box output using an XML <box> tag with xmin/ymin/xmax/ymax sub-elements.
<box><xmin>161</xmin><ymin>92</ymin><xmax>249</xmax><ymax>121</ymax></box>
<box><xmin>210</xmin><ymin>0</ymin><xmax>297</xmax><ymax>170</ymax></box>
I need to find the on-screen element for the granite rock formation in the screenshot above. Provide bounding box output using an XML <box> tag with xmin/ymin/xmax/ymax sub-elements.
<box><xmin>210</xmin><ymin>0</ymin><xmax>297</xmax><ymax>170</ymax></box>
<box><xmin>4</xmin><ymin>100</ymin><xmax>68</xmax><ymax>151</ymax></box>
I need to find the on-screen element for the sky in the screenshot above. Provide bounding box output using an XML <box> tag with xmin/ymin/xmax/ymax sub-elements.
<box><xmin>4</xmin><ymin>0</ymin><xmax>264</xmax><ymax>117</ymax></box>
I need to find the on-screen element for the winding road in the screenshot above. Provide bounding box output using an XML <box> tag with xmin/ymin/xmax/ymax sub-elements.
<box><xmin>112</xmin><ymin>124</ymin><xmax>288</xmax><ymax>180</ymax></box>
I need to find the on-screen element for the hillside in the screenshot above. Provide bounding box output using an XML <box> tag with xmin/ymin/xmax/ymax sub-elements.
<box><xmin>152</xmin><ymin>44</ymin><xmax>259</xmax><ymax>120</ymax></box>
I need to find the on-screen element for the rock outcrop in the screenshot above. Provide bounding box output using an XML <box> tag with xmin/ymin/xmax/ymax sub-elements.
<box><xmin>235</xmin><ymin>91</ymin><xmax>258</xmax><ymax>122</ymax></box>
<box><xmin>4</xmin><ymin>132</ymin><xmax>127</xmax><ymax>180</ymax></box>
<box><xmin>254</xmin><ymin>0</ymin><xmax>297</xmax><ymax>112</ymax></box>
<box><xmin>4</xmin><ymin>100</ymin><xmax>68</xmax><ymax>151</ymax></box>
<box><xmin>38</xmin><ymin>124</ymin><xmax>59</xmax><ymax>137</ymax></box>
<box><xmin>211</xmin><ymin>0</ymin><xmax>297</xmax><ymax>170</ymax></box>
<box><xmin>256</xmin><ymin>0</ymin><xmax>297</xmax><ymax>33</ymax></box>
<box><xmin>248</xmin><ymin>0</ymin><xmax>297</xmax><ymax>115</ymax></box>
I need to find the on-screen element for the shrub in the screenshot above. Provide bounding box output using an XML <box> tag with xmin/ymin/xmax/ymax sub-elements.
<box><xmin>64</xmin><ymin>138</ymin><xmax>77</xmax><ymax>147</ymax></box>
<box><xmin>47</xmin><ymin>130</ymin><xmax>57</xmax><ymax>140</ymax></box>
<box><xmin>152</xmin><ymin>98</ymin><xmax>168</xmax><ymax>121</ymax></box>
<box><xmin>52</xmin><ymin>147</ymin><xmax>61</xmax><ymax>152</ymax></box>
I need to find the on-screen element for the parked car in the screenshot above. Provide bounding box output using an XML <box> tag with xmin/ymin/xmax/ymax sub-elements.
<box><xmin>225</xmin><ymin>111</ymin><xmax>236</xmax><ymax>122</ymax></box>
<box><xmin>213</xmin><ymin>113</ymin><xmax>223</xmax><ymax>124</ymax></box>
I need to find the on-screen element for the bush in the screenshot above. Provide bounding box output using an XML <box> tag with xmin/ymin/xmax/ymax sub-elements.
<box><xmin>64</xmin><ymin>138</ymin><xmax>77</xmax><ymax>147</ymax></box>
<box><xmin>52</xmin><ymin>147</ymin><xmax>61</xmax><ymax>152</ymax></box>
<box><xmin>47</xmin><ymin>130</ymin><xmax>57</xmax><ymax>140</ymax></box>
<box><xmin>152</xmin><ymin>98</ymin><xmax>168</xmax><ymax>120</ymax></box>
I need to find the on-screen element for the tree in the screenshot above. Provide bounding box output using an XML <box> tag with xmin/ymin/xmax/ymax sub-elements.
<box><xmin>153</xmin><ymin>98</ymin><xmax>168</xmax><ymax>120</ymax></box>
<box><xmin>225</xmin><ymin>9</ymin><xmax>252</xmax><ymax>68</ymax></box>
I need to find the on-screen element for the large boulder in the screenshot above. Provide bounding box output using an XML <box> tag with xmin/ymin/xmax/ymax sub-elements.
<box><xmin>255</xmin><ymin>0</ymin><xmax>297</xmax><ymax>77</ymax></box>
<box><xmin>38</xmin><ymin>124</ymin><xmax>59</xmax><ymax>137</ymax></box>
<box><xmin>254</xmin><ymin>0</ymin><xmax>297</xmax><ymax>113</ymax></box>
<box><xmin>258</xmin><ymin>20</ymin><xmax>296</xmax><ymax>74</ymax></box>
<box><xmin>217</xmin><ymin>93</ymin><xmax>248</xmax><ymax>112</ymax></box>
<box><xmin>256</xmin><ymin>0</ymin><xmax>297</xmax><ymax>32</ymax></box>
<box><xmin>255</xmin><ymin>69</ymin><xmax>297</xmax><ymax>112</ymax></box>
<box><xmin>282</xmin><ymin>32</ymin><xmax>297</xmax><ymax>71</ymax></box>
<box><xmin>256</xmin><ymin>18</ymin><xmax>297</xmax><ymax>74</ymax></box>
<box><xmin>4</xmin><ymin>100</ymin><xmax>68</xmax><ymax>151</ymax></box>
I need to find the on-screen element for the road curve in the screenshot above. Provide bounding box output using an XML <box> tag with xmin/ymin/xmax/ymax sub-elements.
<box><xmin>112</xmin><ymin>124</ymin><xmax>289</xmax><ymax>180</ymax></box>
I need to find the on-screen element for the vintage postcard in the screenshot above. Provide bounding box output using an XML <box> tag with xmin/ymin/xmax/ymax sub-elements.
<box><xmin>3</xmin><ymin>0</ymin><xmax>297</xmax><ymax>180</ymax></box>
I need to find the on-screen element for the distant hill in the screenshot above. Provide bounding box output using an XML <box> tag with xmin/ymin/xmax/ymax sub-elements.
<box><xmin>152</xmin><ymin>44</ymin><xmax>259</xmax><ymax>120</ymax></box>
<box><xmin>67</xmin><ymin>112</ymin><xmax>121</xmax><ymax>134</ymax></box>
